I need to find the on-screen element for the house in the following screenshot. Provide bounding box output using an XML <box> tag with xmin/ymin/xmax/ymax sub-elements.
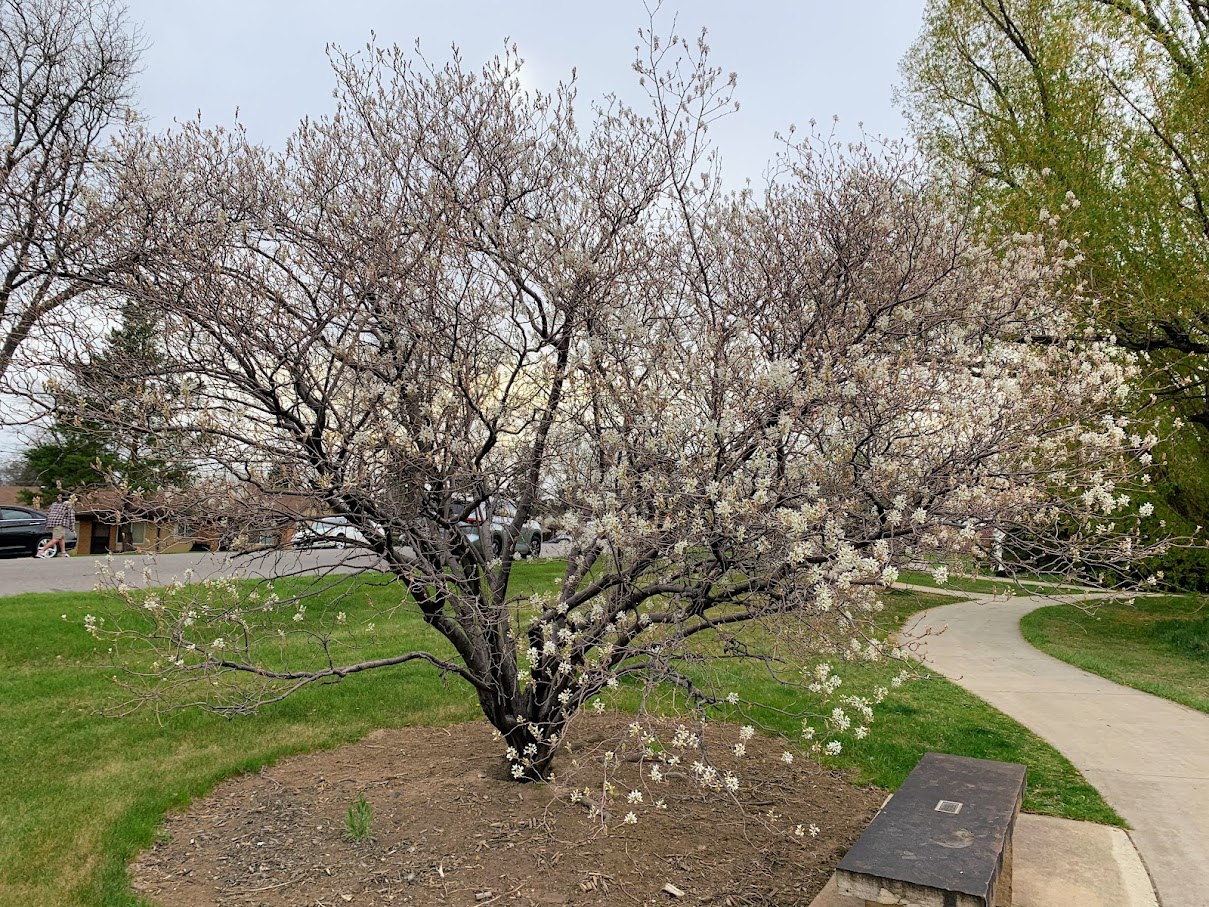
<box><xmin>0</xmin><ymin>486</ymin><xmax>200</xmax><ymax>554</ymax></box>
<box><xmin>71</xmin><ymin>489</ymin><xmax>191</xmax><ymax>555</ymax></box>
<box><xmin>71</xmin><ymin>487</ymin><xmax>324</xmax><ymax>555</ymax></box>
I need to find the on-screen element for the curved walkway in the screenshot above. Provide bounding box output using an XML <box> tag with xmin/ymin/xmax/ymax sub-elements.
<box><xmin>905</xmin><ymin>590</ymin><xmax>1209</xmax><ymax>907</ymax></box>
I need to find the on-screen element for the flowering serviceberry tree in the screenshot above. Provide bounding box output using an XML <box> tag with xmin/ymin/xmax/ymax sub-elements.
<box><xmin>80</xmin><ymin>25</ymin><xmax>1166</xmax><ymax>783</ymax></box>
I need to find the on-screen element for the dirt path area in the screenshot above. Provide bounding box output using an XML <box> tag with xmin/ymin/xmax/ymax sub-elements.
<box><xmin>131</xmin><ymin>715</ymin><xmax>883</xmax><ymax>907</ymax></box>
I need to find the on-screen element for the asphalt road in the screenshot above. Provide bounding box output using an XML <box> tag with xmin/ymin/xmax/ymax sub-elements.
<box><xmin>0</xmin><ymin>548</ymin><xmax>384</xmax><ymax>596</ymax></box>
<box><xmin>0</xmin><ymin>542</ymin><xmax>572</xmax><ymax>596</ymax></box>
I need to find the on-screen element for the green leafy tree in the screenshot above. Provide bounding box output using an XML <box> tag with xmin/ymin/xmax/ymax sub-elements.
<box><xmin>901</xmin><ymin>0</ymin><xmax>1209</xmax><ymax>586</ymax></box>
<box><xmin>20</xmin><ymin>421</ymin><xmax>116</xmax><ymax>503</ymax></box>
<box><xmin>22</xmin><ymin>301</ymin><xmax>184</xmax><ymax>538</ymax></box>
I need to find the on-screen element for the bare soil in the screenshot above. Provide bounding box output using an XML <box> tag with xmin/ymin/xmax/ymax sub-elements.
<box><xmin>132</xmin><ymin>715</ymin><xmax>883</xmax><ymax>907</ymax></box>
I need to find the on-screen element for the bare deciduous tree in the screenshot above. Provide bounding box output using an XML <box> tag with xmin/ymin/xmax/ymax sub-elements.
<box><xmin>0</xmin><ymin>0</ymin><xmax>141</xmax><ymax>382</ymax></box>
<box><xmin>85</xmin><ymin>29</ymin><xmax>1166</xmax><ymax>783</ymax></box>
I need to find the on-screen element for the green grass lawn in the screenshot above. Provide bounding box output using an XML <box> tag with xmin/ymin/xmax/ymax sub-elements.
<box><xmin>897</xmin><ymin>568</ymin><xmax>1085</xmax><ymax>597</ymax></box>
<box><xmin>1</xmin><ymin>565</ymin><xmax>1121</xmax><ymax>907</ymax></box>
<box><xmin>1020</xmin><ymin>594</ymin><xmax>1209</xmax><ymax>714</ymax></box>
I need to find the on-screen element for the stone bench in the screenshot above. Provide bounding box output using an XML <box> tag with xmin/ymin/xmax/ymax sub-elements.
<box><xmin>835</xmin><ymin>752</ymin><xmax>1026</xmax><ymax>907</ymax></box>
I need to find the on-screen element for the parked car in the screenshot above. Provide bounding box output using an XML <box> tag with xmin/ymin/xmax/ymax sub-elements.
<box><xmin>456</xmin><ymin>499</ymin><xmax>542</xmax><ymax>558</ymax></box>
<box><xmin>0</xmin><ymin>505</ymin><xmax>78</xmax><ymax>557</ymax></box>
<box><xmin>291</xmin><ymin>515</ymin><xmax>368</xmax><ymax>549</ymax></box>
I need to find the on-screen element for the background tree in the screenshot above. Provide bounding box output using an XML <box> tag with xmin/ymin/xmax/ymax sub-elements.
<box><xmin>901</xmin><ymin>0</ymin><xmax>1209</xmax><ymax>586</ymax></box>
<box><xmin>20</xmin><ymin>418</ymin><xmax>114</xmax><ymax>499</ymax></box>
<box><xmin>19</xmin><ymin>299</ymin><xmax>183</xmax><ymax>522</ymax></box>
<box><xmin>86</xmin><ymin>31</ymin><xmax>1164</xmax><ymax>785</ymax></box>
<box><xmin>0</xmin><ymin>0</ymin><xmax>143</xmax><ymax>386</ymax></box>
<box><xmin>0</xmin><ymin>452</ymin><xmax>36</xmax><ymax>484</ymax></box>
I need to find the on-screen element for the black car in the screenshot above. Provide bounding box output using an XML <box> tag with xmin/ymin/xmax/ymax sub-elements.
<box><xmin>0</xmin><ymin>505</ymin><xmax>78</xmax><ymax>557</ymax></box>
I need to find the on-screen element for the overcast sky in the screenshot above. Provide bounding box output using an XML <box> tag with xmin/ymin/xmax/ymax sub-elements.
<box><xmin>122</xmin><ymin>0</ymin><xmax>928</xmax><ymax>181</ymax></box>
<box><xmin>1</xmin><ymin>1</ymin><xmax>929</xmax><ymax>461</ymax></box>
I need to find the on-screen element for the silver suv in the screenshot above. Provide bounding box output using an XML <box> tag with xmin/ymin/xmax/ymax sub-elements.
<box><xmin>457</xmin><ymin>499</ymin><xmax>542</xmax><ymax>558</ymax></box>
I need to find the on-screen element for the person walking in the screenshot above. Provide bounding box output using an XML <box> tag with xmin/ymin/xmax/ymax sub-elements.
<box><xmin>36</xmin><ymin>493</ymin><xmax>76</xmax><ymax>558</ymax></box>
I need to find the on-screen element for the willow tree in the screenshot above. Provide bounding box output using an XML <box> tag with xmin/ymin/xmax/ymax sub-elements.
<box><xmin>901</xmin><ymin>0</ymin><xmax>1209</xmax><ymax>584</ymax></box>
<box><xmin>84</xmin><ymin>29</ymin><xmax>1163</xmax><ymax>785</ymax></box>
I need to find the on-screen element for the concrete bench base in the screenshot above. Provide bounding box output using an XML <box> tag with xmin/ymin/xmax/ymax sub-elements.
<box><xmin>811</xmin><ymin>813</ymin><xmax>1157</xmax><ymax>907</ymax></box>
<box><xmin>834</xmin><ymin>753</ymin><xmax>1025</xmax><ymax>907</ymax></box>
<box><xmin>838</xmin><ymin>834</ymin><xmax>1012</xmax><ymax>906</ymax></box>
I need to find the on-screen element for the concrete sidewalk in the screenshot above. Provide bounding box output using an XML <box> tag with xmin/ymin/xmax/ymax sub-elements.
<box><xmin>906</xmin><ymin>594</ymin><xmax>1209</xmax><ymax>907</ymax></box>
<box><xmin>809</xmin><ymin>812</ymin><xmax>1157</xmax><ymax>906</ymax></box>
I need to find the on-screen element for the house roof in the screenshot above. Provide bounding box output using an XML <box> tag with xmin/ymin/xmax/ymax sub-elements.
<box><xmin>0</xmin><ymin>486</ymin><xmax>36</xmax><ymax>507</ymax></box>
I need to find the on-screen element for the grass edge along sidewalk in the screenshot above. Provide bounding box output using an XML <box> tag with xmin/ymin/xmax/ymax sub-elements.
<box><xmin>1021</xmin><ymin>593</ymin><xmax>1209</xmax><ymax>715</ymax></box>
<box><xmin>0</xmin><ymin>568</ymin><xmax>1122</xmax><ymax>907</ymax></box>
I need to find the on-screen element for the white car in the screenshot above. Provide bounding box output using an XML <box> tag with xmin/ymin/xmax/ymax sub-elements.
<box><xmin>292</xmin><ymin>516</ymin><xmax>367</xmax><ymax>549</ymax></box>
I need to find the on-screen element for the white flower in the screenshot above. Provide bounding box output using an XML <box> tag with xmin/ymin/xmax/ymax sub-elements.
<box><xmin>1139</xmin><ymin>502</ymin><xmax>1154</xmax><ymax>518</ymax></box>
<box><xmin>623</xmin><ymin>812</ymin><xmax>638</xmax><ymax>825</ymax></box>
<box><xmin>627</xmin><ymin>790</ymin><xmax>643</xmax><ymax>804</ymax></box>
<box><xmin>830</xmin><ymin>708</ymin><xmax>851</xmax><ymax>732</ymax></box>
<box><xmin>781</xmin><ymin>751</ymin><xmax>794</xmax><ymax>764</ymax></box>
<box><xmin>825</xmin><ymin>740</ymin><xmax>843</xmax><ymax>756</ymax></box>
<box><xmin>738</xmin><ymin>725</ymin><xmax>754</xmax><ymax>741</ymax></box>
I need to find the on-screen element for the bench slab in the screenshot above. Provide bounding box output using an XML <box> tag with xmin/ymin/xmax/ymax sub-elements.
<box><xmin>836</xmin><ymin>752</ymin><xmax>1025</xmax><ymax>907</ymax></box>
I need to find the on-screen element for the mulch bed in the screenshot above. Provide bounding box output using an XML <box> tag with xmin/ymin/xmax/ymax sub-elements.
<box><xmin>131</xmin><ymin>715</ymin><xmax>883</xmax><ymax>906</ymax></box>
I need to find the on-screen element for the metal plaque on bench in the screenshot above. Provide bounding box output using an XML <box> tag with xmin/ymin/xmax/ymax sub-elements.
<box><xmin>836</xmin><ymin>752</ymin><xmax>1026</xmax><ymax>907</ymax></box>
